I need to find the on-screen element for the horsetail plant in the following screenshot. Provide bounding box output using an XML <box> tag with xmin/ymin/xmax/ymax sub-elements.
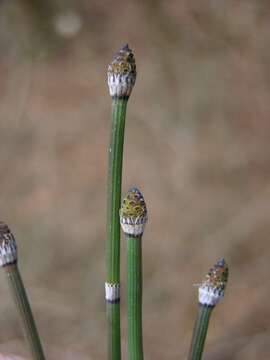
<box><xmin>120</xmin><ymin>188</ymin><xmax>148</xmax><ymax>360</ymax></box>
<box><xmin>188</xmin><ymin>258</ymin><xmax>229</xmax><ymax>360</ymax></box>
<box><xmin>106</xmin><ymin>44</ymin><xmax>136</xmax><ymax>360</ymax></box>
<box><xmin>0</xmin><ymin>222</ymin><xmax>46</xmax><ymax>360</ymax></box>
<box><xmin>0</xmin><ymin>45</ymin><xmax>232</xmax><ymax>360</ymax></box>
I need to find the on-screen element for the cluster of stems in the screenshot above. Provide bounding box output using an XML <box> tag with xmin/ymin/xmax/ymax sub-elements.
<box><xmin>0</xmin><ymin>44</ymin><xmax>230</xmax><ymax>360</ymax></box>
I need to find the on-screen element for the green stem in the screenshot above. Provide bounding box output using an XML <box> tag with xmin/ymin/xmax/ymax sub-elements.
<box><xmin>188</xmin><ymin>305</ymin><xmax>213</xmax><ymax>360</ymax></box>
<box><xmin>107</xmin><ymin>302</ymin><xmax>121</xmax><ymax>360</ymax></box>
<box><xmin>126</xmin><ymin>234</ymin><xmax>143</xmax><ymax>360</ymax></box>
<box><xmin>106</xmin><ymin>98</ymin><xmax>128</xmax><ymax>360</ymax></box>
<box><xmin>107</xmin><ymin>98</ymin><xmax>127</xmax><ymax>282</ymax></box>
<box><xmin>5</xmin><ymin>264</ymin><xmax>46</xmax><ymax>360</ymax></box>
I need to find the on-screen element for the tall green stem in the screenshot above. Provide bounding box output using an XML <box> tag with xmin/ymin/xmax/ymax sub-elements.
<box><xmin>187</xmin><ymin>259</ymin><xmax>229</xmax><ymax>360</ymax></box>
<box><xmin>107</xmin><ymin>99</ymin><xmax>128</xmax><ymax>282</ymax></box>
<box><xmin>106</xmin><ymin>44</ymin><xmax>136</xmax><ymax>360</ymax></box>
<box><xmin>120</xmin><ymin>188</ymin><xmax>148</xmax><ymax>360</ymax></box>
<box><xmin>126</xmin><ymin>234</ymin><xmax>143</xmax><ymax>360</ymax></box>
<box><xmin>0</xmin><ymin>222</ymin><xmax>46</xmax><ymax>360</ymax></box>
<box><xmin>106</xmin><ymin>98</ymin><xmax>127</xmax><ymax>360</ymax></box>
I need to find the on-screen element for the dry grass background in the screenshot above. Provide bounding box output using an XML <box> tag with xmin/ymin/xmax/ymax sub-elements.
<box><xmin>0</xmin><ymin>1</ymin><xmax>270</xmax><ymax>359</ymax></box>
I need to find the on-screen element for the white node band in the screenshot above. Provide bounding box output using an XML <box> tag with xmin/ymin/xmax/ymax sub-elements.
<box><xmin>105</xmin><ymin>282</ymin><xmax>120</xmax><ymax>303</ymax></box>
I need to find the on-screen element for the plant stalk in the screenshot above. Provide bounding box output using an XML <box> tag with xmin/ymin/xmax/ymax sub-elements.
<box><xmin>106</xmin><ymin>44</ymin><xmax>136</xmax><ymax>360</ymax></box>
<box><xmin>120</xmin><ymin>188</ymin><xmax>147</xmax><ymax>360</ymax></box>
<box><xmin>187</xmin><ymin>305</ymin><xmax>212</xmax><ymax>360</ymax></box>
<box><xmin>187</xmin><ymin>259</ymin><xmax>229</xmax><ymax>360</ymax></box>
<box><xmin>0</xmin><ymin>222</ymin><xmax>46</xmax><ymax>360</ymax></box>
<box><xmin>126</xmin><ymin>234</ymin><xmax>143</xmax><ymax>360</ymax></box>
<box><xmin>5</xmin><ymin>264</ymin><xmax>46</xmax><ymax>360</ymax></box>
<box><xmin>107</xmin><ymin>98</ymin><xmax>128</xmax><ymax>283</ymax></box>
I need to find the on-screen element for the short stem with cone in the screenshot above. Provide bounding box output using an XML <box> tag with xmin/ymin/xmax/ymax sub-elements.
<box><xmin>0</xmin><ymin>222</ymin><xmax>46</xmax><ymax>360</ymax></box>
<box><xmin>188</xmin><ymin>259</ymin><xmax>229</xmax><ymax>360</ymax></box>
<box><xmin>120</xmin><ymin>188</ymin><xmax>148</xmax><ymax>360</ymax></box>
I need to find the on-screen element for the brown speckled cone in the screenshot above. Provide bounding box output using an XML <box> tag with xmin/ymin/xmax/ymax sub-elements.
<box><xmin>107</xmin><ymin>44</ymin><xmax>136</xmax><ymax>99</ymax></box>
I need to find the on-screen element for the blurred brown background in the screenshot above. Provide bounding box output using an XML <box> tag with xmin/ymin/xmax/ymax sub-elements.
<box><xmin>0</xmin><ymin>0</ymin><xmax>270</xmax><ymax>359</ymax></box>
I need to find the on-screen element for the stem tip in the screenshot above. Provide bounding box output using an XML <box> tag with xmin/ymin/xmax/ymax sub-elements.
<box><xmin>120</xmin><ymin>187</ymin><xmax>148</xmax><ymax>236</ymax></box>
<box><xmin>0</xmin><ymin>222</ymin><xmax>17</xmax><ymax>267</ymax></box>
<box><xmin>198</xmin><ymin>258</ymin><xmax>229</xmax><ymax>307</ymax></box>
<box><xmin>107</xmin><ymin>44</ymin><xmax>136</xmax><ymax>99</ymax></box>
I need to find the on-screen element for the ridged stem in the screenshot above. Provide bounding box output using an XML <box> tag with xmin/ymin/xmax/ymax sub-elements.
<box><xmin>126</xmin><ymin>234</ymin><xmax>143</xmax><ymax>360</ymax></box>
<box><xmin>107</xmin><ymin>98</ymin><xmax>127</xmax><ymax>282</ymax></box>
<box><xmin>187</xmin><ymin>305</ymin><xmax>213</xmax><ymax>360</ymax></box>
<box><xmin>5</xmin><ymin>264</ymin><xmax>46</xmax><ymax>360</ymax></box>
<box><xmin>106</xmin><ymin>302</ymin><xmax>121</xmax><ymax>360</ymax></box>
<box><xmin>106</xmin><ymin>98</ymin><xmax>128</xmax><ymax>360</ymax></box>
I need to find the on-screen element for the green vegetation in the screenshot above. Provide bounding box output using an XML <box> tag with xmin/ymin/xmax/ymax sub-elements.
<box><xmin>120</xmin><ymin>188</ymin><xmax>148</xmax><ymax>360</ymax></box>
<box><xmin>188</xmin><ymin>259</ymin><xmax>229</xmax><ymax>360</ymax></box>
<box><xmin>0</xmin><ymin>222</ymin><xmax>46</xmax><ymax>360</ymax></box>
<box><xmin>0</xmin><ymin>45</ymin><xmax>230</xmax><ymax>360</ymax></box>
<box><xmin>106</xmin><ymin>44</ymin><xmax>137</xmax><ymax>360</ymax></box>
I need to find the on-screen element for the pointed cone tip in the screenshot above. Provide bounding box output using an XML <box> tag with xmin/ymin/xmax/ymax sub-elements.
<box><xmin>121</xmin><ymin>43</ymin><xmax>130</xmax><ymax>51</ymax></box>
<box><xmin>0</xmin><ymin>221</ymin><xmax>10</xmax><ymax>235</ymax></box>
<box><xmin>216</xmin><ymin>258</ymin><xmax>226</xmax><ymax>267</ymax></box>
<box><xmin>128</xmin><ymin>187</ymin><xmax>142</xmax><ymax>195</ymax></box>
